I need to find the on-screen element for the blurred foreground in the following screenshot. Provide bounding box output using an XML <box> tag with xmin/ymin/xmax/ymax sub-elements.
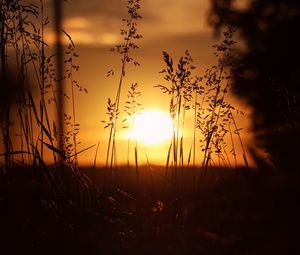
<box><xmin>0</xmin><ymin>165</ymin><xmax>299</xmax><ymax>255</ymax></box>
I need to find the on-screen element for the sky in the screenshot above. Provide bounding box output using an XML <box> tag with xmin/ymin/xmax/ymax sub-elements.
<box><xmin>23</xmin><ymin>0</ymin><xmax>253</xmax><ymax>166</ymax></box>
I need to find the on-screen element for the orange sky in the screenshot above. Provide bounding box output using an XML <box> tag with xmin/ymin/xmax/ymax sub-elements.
<box><xmin>15</xmin><ymin>0</ymin><xmax>254</xmax><ymax>167</ymax></box>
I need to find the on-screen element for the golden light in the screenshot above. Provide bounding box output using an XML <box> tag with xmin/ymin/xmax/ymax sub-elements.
<box><xmin>131</xmin><ymin>110</ymin><xmax>173</xmax><ymax>145</ymax></box>
<box><xmin>98</xmin><ymin>33</ymin><xmax>119</xmax><ymax>45</ymax></box>
<box><xmin>64</xmin><ymin>17</ymin><xmax>91</xmax><ymax>29</ymax></box>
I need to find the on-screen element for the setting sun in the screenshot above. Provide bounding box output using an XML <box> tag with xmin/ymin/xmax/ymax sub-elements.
<box><xmin>131</xmin><ymin>110</ymin><xmax>173</xmax><ymax>145</ymax></box>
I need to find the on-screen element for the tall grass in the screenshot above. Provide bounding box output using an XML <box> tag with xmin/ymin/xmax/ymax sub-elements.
<box><xmin>0</xmin><ymin>0</ymin><xmax>89</xmax><ymax>168</ymax></box>
<box><xmin>155</xmin><ymin>28</ymin><xmax>249</xmax><ymax>191</ymax></box>
<box><xmin>0</xmin><ymin>0</ymin><xmax>97</xmax><ymax>215</ymax></box>
<box><xmin>123</xmin><ymin>82</ymin><xmax>143</xmax><ymax>188</ymax></box>
<box><xmin>98</xmin><ymin>1</ymin><xmax>249</xmax><ymax>193</ymax></box>
<box><xmin>1</xmin><ymin>2</ymin><xmax>295</xmax><ymax>254</ymax></box>
<box><xmin>156</xmin><ymin>50</ymin><xmax>197</xmax><ymax>192</ymax></box>
<box><xmin>102</xmin><ymin>0</ymin><xmax>142</xmax><ymax>188</ymax></box>
<box><xmin>1</xmin><ymin>0</ymin><xmax>248</xmax><ymax>195</ymax></box>
<box><xmin>62</xmin><ymin>30</ymin><xmax>87</xmax><ymax>165</ymax></box>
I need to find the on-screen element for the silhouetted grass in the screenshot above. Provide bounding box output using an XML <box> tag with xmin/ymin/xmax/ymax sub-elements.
<box><xmin>1</xmin><ymin>0</ymin><xmax>299</xmax><ymax>254</ymax></box>
<box><xmin>102</xmin><ymin>0</ymin><xmax>142</xmax><ymax>189</ymax></box>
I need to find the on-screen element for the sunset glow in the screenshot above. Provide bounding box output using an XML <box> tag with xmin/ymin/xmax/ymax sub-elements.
<box><xmin>131</xmin><ymin>110</ymin><xmax>173</xmax><ymax>145</ymax></box>
<box><xmin>1</xmin><ymin>0</ymin><xmax>296</xmax><ymax>252</ymax></box>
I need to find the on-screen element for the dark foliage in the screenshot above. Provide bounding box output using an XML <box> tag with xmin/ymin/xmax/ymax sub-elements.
<box><xmin>209</xmin><ymin>0</ymin><xmax>300</xmax><ymax>171</ymax></box>
<box><xmin>0</xmin><ymin>165</ymin><xmax>132</xmax><ymax>255</ymax></box>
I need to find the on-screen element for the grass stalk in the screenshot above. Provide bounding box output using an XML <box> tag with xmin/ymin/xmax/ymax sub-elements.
<box><xmin>53</xmin><ymin>0</ymin><xmax>65</xmax><ymax>158</ymax></box>
<box><xmin>103</xmin><ymin>0</ymin><xmax>142</xmax><ymax>188</ymax></box>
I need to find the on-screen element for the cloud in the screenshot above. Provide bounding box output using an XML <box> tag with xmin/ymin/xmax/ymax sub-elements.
<box><xmin>60</xmin><ymin>15</ymin><xmax>121</xmax><ymax>46</ymax></box>
<box><xmin>142</xmin><ymin>0</ymin><xmax>210</xmax><ymax>35</ymax></box>
<box><xmin>43</xmin><ymin>0</ymin><xmax>212</xmax><ymax>47</ymax></box>
<box><xmin>45</xmin><ymin>0</ymin><xmax>125</xmax><ymax>18</ymax></box>
<box><xmin>64</xmin><ymin>17</ymin><xmax>91</xmax><ymax>29</ymax></box>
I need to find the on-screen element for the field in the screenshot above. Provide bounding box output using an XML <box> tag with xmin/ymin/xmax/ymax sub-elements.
<box><xmin>1</xmin><ymin>165</ymin><xmax>299</xmax><ymax>254</ymax></box>
<box><xmin>1</xmin><ymin>1</ymin><xmax>299</xmax><ymax>254</ymax></box>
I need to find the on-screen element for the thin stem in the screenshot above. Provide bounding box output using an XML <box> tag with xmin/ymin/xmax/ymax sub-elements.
<box><xmin>54</xmin><ymin>0</ymin><xmax>65</xmax><ymax>159</ymax></box>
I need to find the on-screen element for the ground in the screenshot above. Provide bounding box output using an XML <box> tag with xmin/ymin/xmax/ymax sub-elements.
<box><xmin>0</xmin><ymin>166</ymin><xmax>299</xmax><ymax>255</ymax></box>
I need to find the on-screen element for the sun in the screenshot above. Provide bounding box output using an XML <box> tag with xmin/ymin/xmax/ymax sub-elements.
<box><xmin>131</xmin><ymin>110</ymin><xmax>173</xmax><ymax>145</ymax></box>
